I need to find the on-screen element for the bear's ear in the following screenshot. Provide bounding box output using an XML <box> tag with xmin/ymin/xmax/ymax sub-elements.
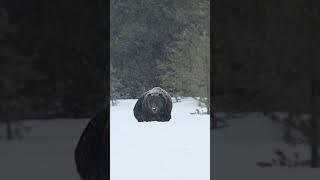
<box><xmin>133</xmin><ymin>93</ymin><xmax>146</xmax><ymax>122</ymax></box>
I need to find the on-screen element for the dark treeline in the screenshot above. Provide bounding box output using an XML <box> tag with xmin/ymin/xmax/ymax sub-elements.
<box><xmin>214</xmin><ymin>0</ymin><xmax>319</xmax><ymax>112</ymax></box>
<box><xmin>1</xmin><ymin>0</ymin><xmax>107</xmax><ymax>122</ymax></box>
<box><xmin>213</xmin><ymin>0</ymin><xmax>320</xmax><ymax>167</ymax></box>
<box><xmin>110</xmin><ymin>0</ymin><xmax>210</xmax><ymax>108</ymax></box>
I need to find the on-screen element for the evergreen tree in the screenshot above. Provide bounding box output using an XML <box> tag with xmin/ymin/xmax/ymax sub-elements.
<box><xmin>0</xmin><ymin>4</ymin><xmax>34</xmax><ymax>140</ymax></box>
<box><xmin>110</xmin><ymin>62</ymin><xmax>123</xmax><ymax>105</ymax></box>
<box><xmin>157</xmin><ymin>0</ymin><xmax>210</xmax><ymax>113</ymax></box>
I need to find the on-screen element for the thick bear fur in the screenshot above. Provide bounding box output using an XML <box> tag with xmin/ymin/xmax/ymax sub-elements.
<box><xmin>133</xmin><ymin>87</ymin><xmax>172</xmax><ymax>122</ymax></box>
<box><xmin>74</xmin><ymin>107</ymin><xmax>109</xmax><ymax>180</ymax></box>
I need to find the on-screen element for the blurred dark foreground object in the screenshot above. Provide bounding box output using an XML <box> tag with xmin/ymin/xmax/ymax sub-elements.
<box><xmin>133</xmin><ymin>87</ymin><xmax>173</xmax><ymax>122</ymax></box>
<box><xmin>74</xmin><ymin>107</ymin><xmax>109</xmax><ymax>180</ymax></box>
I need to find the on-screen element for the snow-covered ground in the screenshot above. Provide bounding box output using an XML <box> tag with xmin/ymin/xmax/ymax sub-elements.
<box><xmin>0</xmin><ymin>97</ymin><xmax>209</xmax><ymax>180</ymax></box>
<box><xmin>0</xmin><ymin>119</ymin><xmax>88</xmax><ymax>180</ymax></box>
<box><xmin>4</xmin><ymin>98</ymin><xmax>318</xmax><ymax>180</ymax></box>
<box><xmin>213</xmin><ymin>113</ymin><xmax>320</xmax><ymax>180</ymax></box>
<box><xmin>110</xmin><ymin>97</ymin><xmax>210</xmax><ymax>180</ymax></box>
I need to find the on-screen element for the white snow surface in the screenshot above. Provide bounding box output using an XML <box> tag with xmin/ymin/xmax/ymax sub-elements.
<box><xmin>110</xmin><ymin>97</ymin><xmax>210</xmax><ymax>180</ymax></box>
<box><xmin>0</xmin><ymin>97</ymin><xmax>209</xmax><ymax>180</ymax></box>
<box><xmin>5</xmin><ymin>98</ymin><xmax>320</xmax><ymax>180</ymax></box>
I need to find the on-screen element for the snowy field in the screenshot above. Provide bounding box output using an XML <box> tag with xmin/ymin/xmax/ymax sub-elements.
<box><xmin>0</xmin><ymin>97</ymin><xmax>209</xmax><ymax>180</ymax></box>
<box><xmin>3</xmin><ymin>98</ymin><xmax>319</xmax><ymax>180</ymax></box>
<box><xmin>110</xmin><ymin>97</ymin><xmax>210</xmax><ymax>180</ymax></box>
<box><xmin>213</xmin><ymin>113</ymin><xmax>320</xmax><ymax>180</ymax></box>
<box><xmin>0</xmin><ymin>119</ymin><xmax>88</xmax><ymax>180</ymax></box>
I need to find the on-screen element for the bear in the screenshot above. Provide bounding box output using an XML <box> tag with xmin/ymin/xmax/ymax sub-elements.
<box><xmin>133</xmin><ymin>87</ymin><xmax>172</xmax><ymax>122</ymax></box>
<box><xmin>74</xmin><ymin>107</ymin><xmax>109</xmax><ymax>180</ymax></box>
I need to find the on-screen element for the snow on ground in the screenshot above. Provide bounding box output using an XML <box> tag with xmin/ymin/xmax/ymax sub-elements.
<box><xmin>0</xmin><ymin>97</ymin><xmax>209</xmax><ymax>180</ymax></box>
<box><xmin>0</xmin><ymin>119</ymin><xmax>88</xmax><ymax>180</ymax></box>
<box><xmin>110</xmin><ymin>97</ymin><xmax>210</xmax><ymax>180</ymax></box>
<box><xmin>213</xmin><ymin>113</ymin><xmax>320</xmax><ymax>180</ymax></box>
<box><xmin>2</xmin><ymin>98</ymin><xmax>320</xmax><ymax>180</ymax></box>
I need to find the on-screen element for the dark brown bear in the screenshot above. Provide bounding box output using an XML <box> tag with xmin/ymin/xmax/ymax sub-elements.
<box><xmin>133</xmin><ymin>87</ymin><xmax>172</xmax><ymax>122</ymax></box>
<box><xmin>74</xmin><ymin>107</ymin><xmax>109</xmax><ymax>180</ymax></box>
